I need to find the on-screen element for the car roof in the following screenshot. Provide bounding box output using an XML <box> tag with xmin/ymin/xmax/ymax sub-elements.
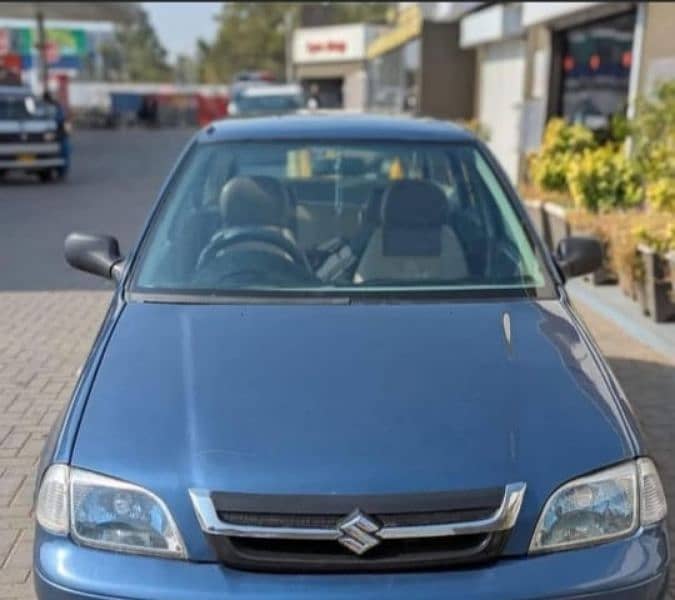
<box><xmin>198</xmin><ymin>114</ymin><xmax>475</xmax><ymax>143</ymax></box>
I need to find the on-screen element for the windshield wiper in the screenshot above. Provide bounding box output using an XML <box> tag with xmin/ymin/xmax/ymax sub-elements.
<box><xmin>127</xmin><ymin>288</ymin><xmax>352</xmax><ymax>305</ymax></box>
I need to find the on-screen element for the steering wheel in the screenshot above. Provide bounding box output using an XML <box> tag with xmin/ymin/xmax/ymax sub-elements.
<box><xmin>196</xmin><ymin>225</ymin><xmax>312</xmax><ymax>274</ymax></box>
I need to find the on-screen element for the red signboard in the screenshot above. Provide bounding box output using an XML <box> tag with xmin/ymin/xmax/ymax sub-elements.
<box><xmin>306</xmin><ymin>40</ymin><xmax>347</xmax><ymax>55</ymax></box>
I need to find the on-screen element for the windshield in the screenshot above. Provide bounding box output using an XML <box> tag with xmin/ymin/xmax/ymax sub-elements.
<box><xmin>0</xmin><ymin>96</ymin><xmax>55</xmax><ymax>120</ymax></box>
<box><xmin>132</xmin><ymin>140</ymin><xmax>554</xmax><ymax>299</ymax></box>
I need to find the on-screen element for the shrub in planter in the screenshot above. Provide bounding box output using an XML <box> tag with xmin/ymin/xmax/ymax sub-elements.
<box><xmin>566</xmin><ymin>145</ymin><xmax>641</xmax><ymax>212</ymax></box>
<box><xmin>528</xmin><ymin>118</ymin><xmax>596</xmax><ymax>193</ymax></box>
<box><xmin>635</xmin><ymin>239</ymin><xmax>675</xmax><ymax>322</ymax></box>
<box><xmin>667</xmin><ymin>250</ymin><xmax>675</xmax><ymax>293</ymax></box>
<box><xmin>634</xmin><ymin>224</ymin><xmax>675</xmax><ymax>261</ymax></box>
<box><xmin>613</xmin><ymin>226</ymin><xmax>644</xmax><ymax>299</ymax></box>
<box><xmin>617</xmin><ymin>223</ymin><xmax>675</xmax><ymax>316</ymax></box>
<box><xmin>566</xmin><ymin>211</ymin><xmax>673</xmax><ymax>293</ymax></box>
<box><xmin>632</xmin><ymin>80</ymin><xmax>675</xmax><ymax>213</ymax></box>
<box><xmin>645</xmin><ymin>178</ymin><xmax>675</xmax><ymax>213</ymax></box>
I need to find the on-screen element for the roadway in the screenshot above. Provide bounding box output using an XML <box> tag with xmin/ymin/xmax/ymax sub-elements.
<box><xmin>0</xmin><ymin>128</ymin><xmax>193</xmax><ymax>291</ymax></box>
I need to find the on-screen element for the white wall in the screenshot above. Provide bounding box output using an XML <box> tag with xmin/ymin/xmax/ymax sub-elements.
<box><xmin>343</xmin><ymin>69</ymin><xmax>367</xmax><ymax>110</ymax></box>
<box><xmin>477</xmin><ymin>39</ymin><xmax>527</xmax><ymax>183</ymax></box>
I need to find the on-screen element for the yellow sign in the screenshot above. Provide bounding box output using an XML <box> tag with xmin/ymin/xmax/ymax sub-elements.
<box><xmin>367</xmin><ymin>4</ymin><xmax>422</xmax><ymax>60</ymax></box>
<box><xmin>287</xmin><ymin>149</ymin><xmax>312</xmax><ymax>178</ymax></box>
<box><xmin>388</xmin><ymin>157</ymin><xmax>405</xmax><ymax>180</ymax></box>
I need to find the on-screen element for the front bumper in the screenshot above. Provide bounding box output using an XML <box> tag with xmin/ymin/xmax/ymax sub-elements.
<box><xmin>0</xmin><ymin>142</ymin><xmax>66</xmax><ymax>170</ymax></box>
<box><xmin>34</xmin><ymin>524</ymin><xmax>670</xmax><ymax>599</ymax></box>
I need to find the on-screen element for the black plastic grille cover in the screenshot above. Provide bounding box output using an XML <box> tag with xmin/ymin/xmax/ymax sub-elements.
<box><xmin>207</xmin><ymin>488</ymin><xmax>508</xmax><ymax>573</ymax></box>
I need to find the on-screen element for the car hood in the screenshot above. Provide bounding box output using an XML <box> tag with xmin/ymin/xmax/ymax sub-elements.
<box><xmin>73</xmin><ymin>299</ymin><xmax>638</xmax><ymax>557</ymax></box>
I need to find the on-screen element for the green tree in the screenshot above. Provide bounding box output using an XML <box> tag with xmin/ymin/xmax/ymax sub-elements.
<box><xmin>328</xmin><ymin>3</ymin><xmax>391</xmax><ymax>24</ymax></box>
<box><xmin>115</xmin><ymin>9</ymin><xmax>173</xmax><ymax>82</ymax></box>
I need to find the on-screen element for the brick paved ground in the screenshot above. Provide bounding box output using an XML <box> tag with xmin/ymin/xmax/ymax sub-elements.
<box><xmin>0</xmin><ymin>291</ymin><xmax>110</xmax><ymax>599</ymax></box>
<box><xmin>0</xmin><ymin>290</ymin><xmax>672</xmax><ymax>599</ymax></box>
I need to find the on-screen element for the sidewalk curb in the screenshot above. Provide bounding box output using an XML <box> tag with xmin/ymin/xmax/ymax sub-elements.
<box><xmin>567</xmin><ymin>280</ymin><xmax>675</xmax><ymax>360</ymax></box>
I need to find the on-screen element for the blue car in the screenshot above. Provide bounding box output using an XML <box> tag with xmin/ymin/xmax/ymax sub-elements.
<box><xmin>0</xmin><ymin>86</ymin><xmax>70</xmax><ymax>181</ymax></box>
<box><xmin>34</xmin><ymin>116</ymin><xmax>669</xmax><ymax>599</ymax></box>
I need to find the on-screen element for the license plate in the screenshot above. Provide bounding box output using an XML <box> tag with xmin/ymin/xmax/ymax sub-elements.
<box><xmin>17</xmin><ymin>154</ymin><xmax>36</xmax><ymax>163</ymax></box>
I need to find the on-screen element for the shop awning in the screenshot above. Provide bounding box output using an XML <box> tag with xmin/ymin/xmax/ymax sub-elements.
<box><xmin>460</xmin><ymin>3</ymin><xmax>523</xmax><ymax>48</ymax></box>
<box><xmin>521</xmin><ymin>2</ymin><xmax>604</xmax><ymax>28</ymax></box>
<box><xmin>366</xmin><ymin>4</ymin><xmax>422</xmax><ymax>60</ymax></box>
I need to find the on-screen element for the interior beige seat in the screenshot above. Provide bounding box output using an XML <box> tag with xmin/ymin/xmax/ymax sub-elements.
<box><xmin>354</xmin><ymin>179</ymin><xmax>468</xmax><ymax>283</ymax></box>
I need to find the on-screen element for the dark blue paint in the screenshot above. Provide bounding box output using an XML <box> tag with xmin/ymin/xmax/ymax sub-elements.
<box><xmin>69</xmin><ymin>299</ymin><xmax>641</xmax><ymax>562</ymax></box>
<box><xmin>197</xmin><ymin>114</ymin><xmax>475</xmax><ymax>144</ymax></box>
<box><xmin>34</xmin><ymin>525</ymin><xmax>670</xmax><ymax>599</ymax></box>
<box><xmin>34</xmin><ymin>118</ymin><xmax>669</xmax><ymax>598</ymax></box>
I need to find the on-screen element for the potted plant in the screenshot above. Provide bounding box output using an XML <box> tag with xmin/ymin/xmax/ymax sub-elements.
<box><xmin>633</xmin><ymin>227</ymin><xmax>675</xmax><ymax>322</ymax></box>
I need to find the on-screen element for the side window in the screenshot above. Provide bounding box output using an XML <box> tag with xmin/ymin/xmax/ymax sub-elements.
<box><xmin>425</xmin><ymin>151</ymin><xmax>452</xmax><ymax>188</ymax></box>
<box><xmin>473</xmin><ymin>150</ymin><xmax>545</xmax><ymax>284</ymax></box>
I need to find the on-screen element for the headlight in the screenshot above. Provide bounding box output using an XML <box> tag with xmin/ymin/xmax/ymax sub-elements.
<box><xmin>43</xmin><ymin>131</ymin><xmax>56</xmax><ymax>142</ymax></box>
<box><xmin>36</xmin><ymin>465</ymin><xmax>186</xmax><ymax>558</ymax></box>
<box><xmin>530</xmin><ymin>459</ymin><xmax>667</xmax><ymax>553</ymax></box>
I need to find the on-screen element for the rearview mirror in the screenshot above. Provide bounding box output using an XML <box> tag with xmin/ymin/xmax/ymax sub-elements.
<box><xmin>65</xmin><ymin>232</ymin><xmax>123</xmax><ymax>280</ymax></box>
<box><xmin>555</xmin><ymin>236</ymin><xmax>603</xmax><ymax>279</ymax></box>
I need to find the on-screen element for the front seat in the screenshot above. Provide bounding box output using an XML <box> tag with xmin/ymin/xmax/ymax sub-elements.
<box><xmin>354</xmin><ymin>179</ymin><xmax>468</xmax><ymax>283</ymax></box>
<box><xmin>219</xmin><ymin>176</ymin><xmax>288</xmax><ymax>229</ymax></box>
<box><xmin>220</xmin><ymin>175</ymin><xmax>296</xmax><ymax>234</ymax></box>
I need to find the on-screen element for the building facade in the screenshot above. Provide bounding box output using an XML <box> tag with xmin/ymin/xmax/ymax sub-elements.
<box><xmin>365</xmin><ymin>3</ymin><xmax>478</xmax><ymax>119</ymax></box>
<box><xmin>459</xmin><ymin>1</ymin><xmax>675</xmax><ymax>182</ymax></box>
<box><xmin>291</xmin><ymin>23</ymin><xmax>385</xmax><ymax>110</ymax></box>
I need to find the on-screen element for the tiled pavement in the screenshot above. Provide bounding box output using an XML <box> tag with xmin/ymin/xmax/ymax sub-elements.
<box><xmin>0</xmin><ymin>291</ymin><xmax>110</xmax><ymax>599</ymax></box>
<box><xmin>0</xmin><ymin>290</ymin><xmax>673</xmax><ymax>599</ymax></box>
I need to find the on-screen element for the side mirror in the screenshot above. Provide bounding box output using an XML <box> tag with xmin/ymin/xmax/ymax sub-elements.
<box><xmin>65</xmin><ymin>232</ymin><xmax>123</xmax><ymax>280</ymax></box>
<box><xmin>555</xmin><ymin>235</ymin><xmax>603</xmax><ymax>279</ymax></box>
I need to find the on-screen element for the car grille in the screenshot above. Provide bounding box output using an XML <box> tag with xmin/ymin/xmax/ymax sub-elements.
<box><xmin>216</xmin><ymin>531</ymin><xmax>503</xmax><ymax>572</ymax></box>
<box><xmin>191</xmin><ymin>484</ymin><xmax>526</xmax><ymax>573</ymax></box>
<box><xmin>0</xmin><ymin>132</ymin><xmax>48</xmax><ymax>143</ymax></box>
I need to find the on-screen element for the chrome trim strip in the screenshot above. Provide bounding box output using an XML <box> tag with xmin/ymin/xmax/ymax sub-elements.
<box><xmin>0</xmin><ymin>157</ymin><xmax>65</xmax><ymax>168</ymax></box>
<box><xmin>377</xmin><ymin>482</ymin><xmax>526</xmax><ymax>539</ymax></box>
<box><xmin>0</xmin><ymin>143</ymin><xmax>59</xmax><ymax>154</ymax></box>
<box><xmin>189</xmin><ymin>482</ymin><xmax>527</xmax><ymax>540</ymax></box>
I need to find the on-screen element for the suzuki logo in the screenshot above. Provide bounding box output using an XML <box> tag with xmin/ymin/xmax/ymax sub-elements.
<box><xmin>337</xmin><ymin>509</ymin><xmax>381</xmax><ymax>555</ymax></box>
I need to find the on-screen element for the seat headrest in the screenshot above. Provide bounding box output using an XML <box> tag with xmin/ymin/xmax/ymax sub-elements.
<box><xmin>340</xmin><ymin>157</ymin><xmax>367</xmax><ymax>176</ymax></box>
<box><xmin>381</xmin><ymin>180</ymin><xmax>448</xmax><ymax>228</ymax></box>
<box><xmin>219</xmin><ymin>176</ymin><xmax>286</xmax><ymax>228</ymax></box>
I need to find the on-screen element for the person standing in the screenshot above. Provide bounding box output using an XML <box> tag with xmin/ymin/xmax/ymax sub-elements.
<box><xmin>306</xmin><ymin>84</ymin><xmax>321</xmax><ymax>110</ymax></box>
<box><xmin>43</xmin><ymin>91</ymin><xmax>70</xmax><ymax>178</ymax></box>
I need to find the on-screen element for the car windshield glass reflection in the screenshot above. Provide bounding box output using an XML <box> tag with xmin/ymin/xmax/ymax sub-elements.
<box><xmin>133</xmin><ymin>141</ymin><xmax>553</xmax><ymax>297</ymax></box>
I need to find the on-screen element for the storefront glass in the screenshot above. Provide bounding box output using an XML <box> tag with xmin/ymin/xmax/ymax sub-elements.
<box><xmin>367</xmin><ymin>38</ymin><xmax>420</xmax><ymax>113</ymax></box>
<box><xmin>558</xmin><ymin>11</ymin><xmax>635</xmax><ymax>130</ymax></box>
